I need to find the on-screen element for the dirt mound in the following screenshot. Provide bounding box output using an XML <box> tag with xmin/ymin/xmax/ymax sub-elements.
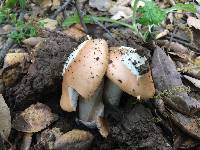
<box><xmin>4</xmin><ymin>31</ymin><xmax>78</xmax><ymax>109</ymax></box>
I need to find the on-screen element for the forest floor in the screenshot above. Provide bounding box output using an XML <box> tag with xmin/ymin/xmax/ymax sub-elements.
<box><xmin>1</xmin><ymin>0</ymin><xmax>200</xmax><ymax>149</ymax></box>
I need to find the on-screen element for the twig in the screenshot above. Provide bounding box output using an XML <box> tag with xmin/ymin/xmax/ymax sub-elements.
<box><xmin>166</xmin><ymin>27</ymin><xmax>177</xmax><ymax>53</ymax></box>
<box><xmin>74</xmin><ymin>0</ymin><xmax>88</xmax><ymax>34</ymax></box>
<box><xmin>50</xmin><ymin>0</ymin><xmax>72</xmax><ymax>19</ymax></box>
<box><xmin>168</xmin><ymin>33</ymin><xmax>190</xmax><ymax>43</ymax></box>
<box><xmin>91</xmin><ymin>16</ymin><xmax>114</xmax><ymax>39</ymax></box>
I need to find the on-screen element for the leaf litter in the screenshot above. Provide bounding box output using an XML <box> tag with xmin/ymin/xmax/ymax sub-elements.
<box><xmin>1</xmin><ymin>0</ymin><xmax>200</xmax><ymax>149</ymax></box>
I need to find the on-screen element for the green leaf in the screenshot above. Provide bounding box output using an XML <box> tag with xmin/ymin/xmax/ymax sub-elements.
<box><xmin>19</xmin><ymin>0</ymin><xmax>26</xmax><ymax>10</ymax></box>
<box><xmin>5</xmin><ymin>0</ymin><xmax>17</xmax><ymax>8</ymax></box>
<box><xmin>62</xmin><ymin>15</ymin><xmax>93</xmax><ymax>27</ymax></box>
<box><xmin>166</xmin><ymin>3</ymin><xmax>197</xmax><ymax>13</ymax></box>
<box><xmin>63</xmin><ymin>15</ymin><xmax>135</xmax><ymax>30</ymax></box>
<box><xmin>137</xmin><ymin>1</ymin><xmax>166</xmax><ymax>25</ymax></box>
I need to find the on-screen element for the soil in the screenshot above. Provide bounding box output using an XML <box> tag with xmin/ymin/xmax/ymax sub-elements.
<box><xmin>4</xmin><ymin>30</ymin><xmax>78</xmax><ymax>110</ymax></box>
<box><xmin>93</xmin><ymin>103</ymin><xmax>171</xmax><ymax>150</ymax></box>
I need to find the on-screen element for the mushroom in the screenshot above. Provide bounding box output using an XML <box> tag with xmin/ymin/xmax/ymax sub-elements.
<box><xmin>105</xmin><ymin>46</ymin><xmax>155</xmax><ymax>106</ymax></box>
<box><xmin>60</xmin><ymin>38</ymin><xmax>108</xmax><ymax>112</ymax></box>
<box><xmin>12</xmin><ymin>103</ymin><xmax>58</xmax><ymax>150</ymax></box>
<box><xmin>60</xmin><ymin>38</ymin><xmax>109</xmax><ymax>137</ymax></box>
<box><xmin>54</xmin><ymin>129</ymin><xmax>94</xmax><ymax>150</ymax></box>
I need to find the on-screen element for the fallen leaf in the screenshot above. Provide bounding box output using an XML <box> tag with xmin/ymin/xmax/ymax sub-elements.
<box><xmin>12</xmin><ymin>103</ymin><xmax>58</xmax><ymax>133</ymax></box>
<box><xmin>42</xmin><ymin>18</ymin><xmax>58</xmax><ymax>30</ymax></box>
<box><xmin>89</xmin><ymin>0</ymin><xmax>113</xmax><ymax>11</ymax></box>
<box><xmin>0</xmin><ymin>94</ymin><xmax>11</xmax><ymax>139</ymax></box>
<box><xmin>51</xmin><ymin>0</ymin><xmax>60</xmax><ymax>10</ymax></box>
<box><xmin>170</xmin><ymin>110</ymin><xmax>200</xmax><ymax>139</ymax></box>
<box><xmin>184</xmin><ymin>75</ymin><xmax>200</xmax><ymax>89</ymax></box>
<box><xmin>63</xmin><ymin>24</ymin><xmax>86</xmax><ymax>40</ymax></box>
<box><xmin>151</xmin><ymin>47</ymin><xmax>200</xmax><ymax>115</ymax></box>
<box><xmin>187</xmin><ymin>16</ymin><xmax>200</xmax><ymax>30</ymax></box>
<box><xmin>116</xmin><ymin>0</ymin><xmax>131</xmax><ymax>6</ymax></box>
<box><xmin>157</xmin><ymin>40</ymin><xmax>192</xmax><ymax>62</ymax></box>
<box><xmin>32</xmin><ymin>0</ymin><xmax>52</xmax><ymax>10</ymax></box>
<box><xmin>109</xmin><ymin>5</ymin><xmax>132</xmax><ymax>20</ymax></box>
<box><xmin>23</xmin><ymin>37</ymin><xmax>44</xmax><ymax>47</ymax></box>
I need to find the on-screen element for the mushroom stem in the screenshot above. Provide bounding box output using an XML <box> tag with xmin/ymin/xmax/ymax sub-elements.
<box><xmin>20</xmin><ymin>133</ymin><xmax>33</xmax><ymax>150</ymax></box>
<box><xmin>103</xmin><ymin>78</ymin><xmax>123</xmax><ymax>107</ymax></box>
<box><xmin>78</xmin><ymin>82</ymin><xmax>104</xmax><ymax>128</ymax></box>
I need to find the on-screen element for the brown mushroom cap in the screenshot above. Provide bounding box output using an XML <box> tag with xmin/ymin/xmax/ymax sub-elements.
<box><xmin>12</xmin><ymin>103</ymin><xmax>58</xmax><ymax>133</ymax></box>
<box><xmin>60</xmin><ymin>39</ymin><xmax>108</xmax><ymax>112</ymax></box>
<box><xmin>106</xmin><ymin>46</ymin><xmax>155</xmax><ymax>99</ymax></box>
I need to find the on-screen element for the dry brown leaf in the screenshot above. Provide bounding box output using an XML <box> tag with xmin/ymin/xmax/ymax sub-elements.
<box><xmin>89</xmin><ymin>0</ymin><xmax>113</xmax><ymax>11</ymax></box>
<box><xmin>152</xmin><ymin>47</ymin><xmax>200</xmax><ymax>115</ymax></box>
<box><xmin>43</xmin><ymin>18</ymin><xmax>58</xmax><ymax>30</ymax></box>
<box><xmin>187</xmin><ymin>16</ymin><xmax>200</xmax><ymax>30</ymax></box>
<box><xmin>0</xmin><ymin>94</ymin><xmax>11</xmax><ymax>139</ymax></box>
<box><xmin>32</xmin><ymin>0</ymin><xmax>52</xmax><ymax>9</ymax></box>
<box><xmin>184</xmin><ymin>75</ymin><xmax>200</xmax><ymax>89</ymax></box>
<box><xmin>109</xmin><ymin>5</ymin><xmax>132</xmax><ymax>20</ymax></box>
<box><xmin>23</xmin><ymin>37</ymin><xmax>44</xmax><ymax>47</ymax></box>
<box><xmin>116</xmin><ymin>0</ymin><xmax>131</xmax><ymax>6</ymax></box>
<box><xmin>51</xmin><ymin>0</ymin><xmax>61</xmax><ymax>10</ymax></box>
<box><xmin>12</xmin><ymin>103</ymin><xmax>58</xmax><ymax>133</ymax></box>
<box><xmin>170</xmin><ymin>110</ymin><xmax>200</xmax><ymax>139</ymax></box>
<box><xmin>63</xmin><ymin>24</ymin><xmax>86</xmax><ymax>41</ymax></box>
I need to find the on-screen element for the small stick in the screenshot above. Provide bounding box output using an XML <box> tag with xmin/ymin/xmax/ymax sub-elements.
<box><xmin>91</xmin><ymin>16</ymin><xmax>114</xmax><ymax>38</ymax></box>
<box><xmin>168</xmin><ymin>33</ymin><xmax>190</xmax><ymax>43</ymax></box>
<box><xmin>74</xmin><ymin>0</ymin><xmax>88</xmax><ymax>34</ymax></box>
<box><xmin>50</xmin><ymin>0</ymin><xmax>72</xmax><ymax>19</ymax></box>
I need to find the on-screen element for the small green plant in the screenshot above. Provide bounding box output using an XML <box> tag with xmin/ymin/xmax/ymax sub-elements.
<box><xmin>153</xmin><ymin>85</ymin><xmax>191</xmax><ymax>100</ymax></box>
<box><xmin>9</xmin><ymin>20</ymin><xmax>37</xmax><ymax>43</ymax></box>
<box><xmin>0</xmin><ymin>1</ymin><xmax>41</xmax><ymax>43</ymax></box>
<box><xmin>0</xmin><ymin>7</ymin><xmax>12</xmax><ymax>24</ymax></box>
<box><xmin>63</xmin><ymin>0</ymin><xmax>196</xmax><ymax>41</ymax></box>
<box><xmin>5</xmin><ymin>0</ymin><xmax>26</xmax><ymax>9</ymax></box>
